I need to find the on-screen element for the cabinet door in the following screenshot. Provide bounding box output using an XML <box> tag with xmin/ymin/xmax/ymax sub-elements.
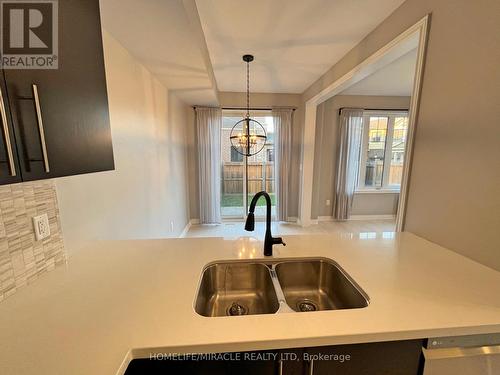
<box><xmin>226</xmin><ymin>350</ymin><xmax>279</xmax><ymax>375</ymax></box>
<box><xmin>4</xmin><ymin>0</ymin><xmax>114</xmax><ymax>181</ymax></box>
<box><xmin>125</xmin><ymin>350</ymin><xmax>279</xmax><ymax>375</ymax></box>
<box><xmin>125</xmin><ymin>358</ymin><xmax>228</xmax><ymax>375</ymax></box>
<box><xmin>280</xmin><ymin>348</ymin><xmax>307</xmax><ymax>375</ymax></box>
<box><xmin>307</xmin><ymin>339</ymin><xmax>424</xmax><ymax>375</ymax></box>
<box><xmin>0</xmin><ymin>71</ymin><xmax>21</xmax><ymax>185</ymax></box>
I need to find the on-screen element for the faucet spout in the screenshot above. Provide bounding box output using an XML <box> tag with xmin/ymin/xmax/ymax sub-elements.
<box><xmin>244</xmin><ymin>191</ymin><xmax>286</xmax><ymax>256</ymax></box>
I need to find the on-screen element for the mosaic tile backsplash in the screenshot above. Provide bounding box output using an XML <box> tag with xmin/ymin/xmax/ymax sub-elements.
<box><xmin>0</xmin><ymin>180</ymin><xmax>65</xmax><ymax>301</ymax></box>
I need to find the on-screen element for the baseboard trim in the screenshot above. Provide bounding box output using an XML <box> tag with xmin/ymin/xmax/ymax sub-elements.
<box><xmin>349</xmin><ymin>214</ymin><xmax>396</xmax><ymax>221</ymax></box>
<box><xmin>179</xmin><ymin>219</ymin><xmax>201</xmax><ymax>238</ymax></box>
<box><xmin>179</xmin><ymin>221</ymin><xmax>191</xmax><ymax>238</ymax></box>
<box><xmin>307</xmin><ymin>216</ymin><xmax>333</xmax><ymax>224</ymax></box>
<box><xmin>317</xmin><ymin>216</ymin><xmax>334</xmax><ymax>222</ymax></box>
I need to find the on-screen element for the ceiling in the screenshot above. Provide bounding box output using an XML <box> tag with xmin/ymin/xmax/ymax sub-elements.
<box><xmin>340</xmin><ymin>48</ymin><xmax>418</xmax><ymax>96</ymax></box>
<box><xmin>100</xmin><ymin>0</ymin><xmax>410</xmax><ymax>104</ymax></box>
<box><xmin>195</xmin><ymin>0</ymin><xmax>406</xmax><ymax>93</ymax></box>
<box><xmin>100</xmin><ymin>0</ymin><xmax>218</xmax><ymax>105</ymax></box>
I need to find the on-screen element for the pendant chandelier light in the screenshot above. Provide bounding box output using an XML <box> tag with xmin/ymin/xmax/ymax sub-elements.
<box><xmin>229</xmin><ymin>55</ymin><xmax>267</xmax><ymax>157</ymax></box>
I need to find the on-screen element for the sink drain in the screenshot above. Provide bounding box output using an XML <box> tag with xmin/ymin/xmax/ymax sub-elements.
<box><xmin>227</xmin><ymin>302</ymin><xmax>248</xmax><ymax>316</ymax></box>
<box><xmin>297</xmin><ymin>299</ymin><xmax>318</xmax><ymax>312</ymax></box>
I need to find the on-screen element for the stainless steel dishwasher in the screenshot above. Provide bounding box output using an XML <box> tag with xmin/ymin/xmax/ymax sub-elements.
<box><xmin>423</xmin><ymin>333</ymin><xmax>500</xmax><ymax>375</ymax></box>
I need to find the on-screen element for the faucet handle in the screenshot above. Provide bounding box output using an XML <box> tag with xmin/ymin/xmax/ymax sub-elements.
<box><xmin>273</xmin><ymin>237</ymin><xmax>286</xmax><ymax>246</ymax></box>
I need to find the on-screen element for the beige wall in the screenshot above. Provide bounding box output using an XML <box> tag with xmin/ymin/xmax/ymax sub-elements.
<box><xmin>303</xmin><ymin>0</ymin><xmax>500</xmax><ymax>270</ymax></box>
<box><xmin>56</xmin><ymin>31</ymin><xmax>191</xmax><ymax>254</ymax></box>
<box><xmin>351</xmin><ymin>193</ymin><xmax>399</xmax><ymax>216</ymax></box>
<box><xmin>312</xmin><ymin>95</ymin><xmax>410</xmax><ymax>219</ymax></box>
<box><xmin>218</xmin><ymin>92</ymin><xmax>302</xmax><ymax>109</ymax></box>
<box><xmin>188</xmin><ymin>92</ymin><xmax>303</xmax><ymax>220</ymax></box>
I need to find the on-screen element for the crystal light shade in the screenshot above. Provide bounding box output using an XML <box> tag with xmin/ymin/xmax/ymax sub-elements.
<box><xmin>229</xmin><ymin>117</ymin><xmax>267</xmax><ymax>156</ymax></box>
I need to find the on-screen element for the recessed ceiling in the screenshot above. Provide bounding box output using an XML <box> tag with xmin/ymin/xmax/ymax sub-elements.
<box><xmin>340</xmin><ymin>48</ymin><xmax>418</xmax><ymax>96</ymax></box>
<box><xmin>195</xmin><ymin>0</ymin><xmax>406</xmax><ymax>93</ymax></box>
<box><xmin>100</xmin><ymin>0</ymin><xmax>218</xmax><ymax>105</ymax></box>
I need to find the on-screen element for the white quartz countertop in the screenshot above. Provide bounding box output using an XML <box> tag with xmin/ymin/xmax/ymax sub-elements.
<box><xmin>1</xmin><ymin>232</ymin><xmax>500</xmax><ymax>375</ymax></box>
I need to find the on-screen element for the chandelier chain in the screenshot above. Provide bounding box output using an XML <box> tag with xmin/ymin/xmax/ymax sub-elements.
<box><xmin>246</xmin><ymin>60</ymin><xmax>250</xmax><ymax>118</ymax></box>
<box><xmin>229</xmin><ymin>54</ymin><xmax>266</xmax><ymax>157</ymax></box>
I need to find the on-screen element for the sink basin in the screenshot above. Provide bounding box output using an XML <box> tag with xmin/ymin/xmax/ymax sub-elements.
<box><xmin>194</xmin><ymin>262</ymin><xmax>279</xmax><ymax>317</ymax></box>
<box><xmin>275</xmin><ymin>259</ymin><xmax>369</xmax><ymax>312</ymax></box>
<box><xmin>194</xmin><ymin>258</ymin><xmax>369</xmax><ymax>317</ymax></box>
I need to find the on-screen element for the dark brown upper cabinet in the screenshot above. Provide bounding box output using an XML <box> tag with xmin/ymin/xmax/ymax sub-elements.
<box><xmin>0</xmin><ymin>70</ymin><xmax>22</xmax><ymax>185</ymax></box>
<box><xmin>0</xmin><ymin>0</ymin><xmax>114</xmax><ymax>185</ymax></box>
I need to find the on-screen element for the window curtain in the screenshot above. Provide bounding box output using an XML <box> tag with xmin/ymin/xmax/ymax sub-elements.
<box><xmin>196</xmin><ymin>107</ymin><xmax>222</xmax><ymax>224</ymax></box>
<box><xmin>272</xmin><ymin>108</ymin><xmax>293</xmax><ymax>222</ymax></box>
<box><xmin>334</xmin><ymin>108</ymin><xmax>364</xmax><ymax>220</ymax></box>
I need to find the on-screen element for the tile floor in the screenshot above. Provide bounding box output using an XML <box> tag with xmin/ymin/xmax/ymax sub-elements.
<box><xmin>186</xmin><ymin>219</ymin><xmax>396</xmax><ymax>239</ymax></box>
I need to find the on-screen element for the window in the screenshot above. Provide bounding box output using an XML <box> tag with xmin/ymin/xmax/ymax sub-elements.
<box><xmin>358</xmin><ymin>112</ymin><xmax>409</xmax><ymax>191</ymax></box>
<box><xmin>230</xmin><ymin>146</ymin><xmax>243</xmax><ymax>162</ymax></box>
<box><xmin>266</xmin><ymin>149</ymin><xmax>274</xmax><ymax>162</ymax></box>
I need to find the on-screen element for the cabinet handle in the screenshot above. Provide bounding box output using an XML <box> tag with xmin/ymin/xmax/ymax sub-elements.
<box><xmin>278</xmin><ymin>359</ymin><xmax>283</xmax><ymax>375</ymax></box>
<box><xmin>308</xmin><ymin>359</ymin><xmax>314</xmax><ymax>375</ymax></box>
<box><xmin>32</xmin><ymin>84</ymin><xmax>50</xmax><ymax>173</ymax></box>
<box><xmin>0</xmin><ymin>88</ymin><xmax>16</xmax><ymax>176</ymax></box>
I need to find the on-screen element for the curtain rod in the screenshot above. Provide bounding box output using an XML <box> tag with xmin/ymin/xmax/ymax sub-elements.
<box><xmin>193</xmin><ymin>106</ymin><xmax>296</xmax><ymax>111</ymax></box>
<box><xmin>338</xmin><ymin>107</ymin><xmax>409</xmax><ymax>115</ymax></box>
<box><xmin>223</xmin><ymin>106</ymin><xmax>297</xmax><ymax>111</ymax></box>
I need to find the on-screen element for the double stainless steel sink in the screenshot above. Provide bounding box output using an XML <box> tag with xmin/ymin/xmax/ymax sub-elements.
<box><xmin>194</xmin><ymin>258</ymin><xmax>369</xmax><ymax>317</ymax></box>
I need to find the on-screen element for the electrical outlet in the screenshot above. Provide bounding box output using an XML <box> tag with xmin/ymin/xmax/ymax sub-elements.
<box><xmin>33</xmin><ymin>213</ymin><xmax>50</xmax><ymax>241</ymax></box>
<box><xmin>326</xmin><ymin>199</ymin><xmax>331</xmax><ymax>206</ymax></box>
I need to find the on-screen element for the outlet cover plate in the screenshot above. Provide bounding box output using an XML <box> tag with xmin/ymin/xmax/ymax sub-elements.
<box><xmin>33</xmin><ymin>214</ymin><xmax>50</xmax><ymax>241</ymax></box>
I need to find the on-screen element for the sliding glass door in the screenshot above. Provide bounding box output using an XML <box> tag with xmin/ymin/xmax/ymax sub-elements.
<box><xmin>220</xmin><ymin>110</ymin><xmax>276</xmax><ymax>219</ymax></box>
